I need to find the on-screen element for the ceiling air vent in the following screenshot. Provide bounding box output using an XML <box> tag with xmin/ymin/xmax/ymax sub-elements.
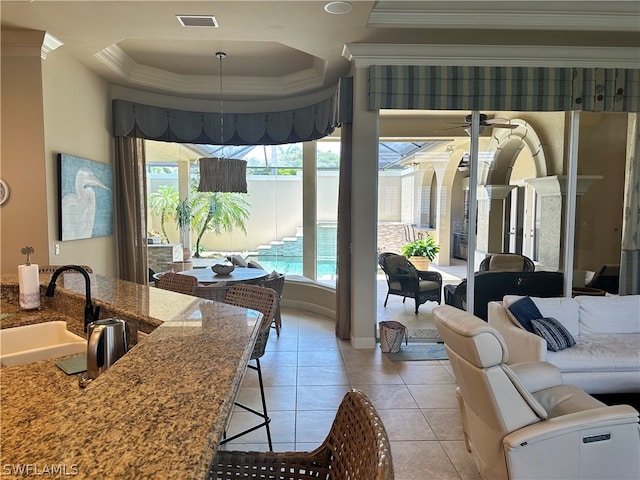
<box><xmin>176</xmin><ymin>15</ymin><xmax>219</xmax><ymax>27</ymax></box>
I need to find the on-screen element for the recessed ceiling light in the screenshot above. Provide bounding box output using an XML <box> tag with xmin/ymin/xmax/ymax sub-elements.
<box><xmin>324</xmin><ymin>1</ymin><xmax>352</xmax><ymax>15</ymax></box>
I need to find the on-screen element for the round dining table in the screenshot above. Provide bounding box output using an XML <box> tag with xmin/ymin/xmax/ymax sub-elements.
<box><xmin>177</xmin><ymin>267</ymin><xmax>269</xmax><ymax>285</ymax></box>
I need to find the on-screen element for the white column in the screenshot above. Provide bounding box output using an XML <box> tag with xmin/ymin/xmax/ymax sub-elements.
<box><xmin>526</xmin><ymin>175</ymin><xmax>602</xmax><ymax>271</ymax></box>
<box><xmin>302</xmin><ymin>141</ymin><xmax>317</xmax><ymax>280</ymax></box>
<box><xmin>350</xmin><ymin>68</ymin><xmax>380</xmax><ymax>349</ymax></box>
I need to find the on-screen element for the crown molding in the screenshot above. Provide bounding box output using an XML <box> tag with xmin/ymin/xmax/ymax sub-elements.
<box><xmin>41</xmin><ymin>33</ymin><xmax>64</xmax><ymax>59</ymax></box>
<box><xmin>95</xmin><ymin>45</ymin><xmax>326</xmax><ymax>97</ymax></box>
<box><xmin>0</xmin><ymin>30</ymin><xmax>63</xmax><ymax>59</ymax></box>
<box><xmin>343</xmin><ymin>44</ymin><xmax>640</xmax><ymax>69</ymax></box>
<box><xmin>368</xmin><ymin>9</ymin><xmax>640</xmax><ymax>32</ymax></box>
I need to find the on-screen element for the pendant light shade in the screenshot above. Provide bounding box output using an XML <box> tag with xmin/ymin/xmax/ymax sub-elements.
<box><xmin>198</xmin><ymin>157</ymin><xmax>247</xmax><ymax>193</ymax></box>
<box><xmin>197</xmin><ymin>51</ymin><xmax>248</xmax><ymax>193</ymax></box>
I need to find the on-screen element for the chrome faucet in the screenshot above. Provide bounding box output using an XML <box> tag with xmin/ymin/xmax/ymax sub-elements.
<box><xmin>45</xmin><ymin>265</ymin><xmax>100</xmax><ymax>332</ymax></box>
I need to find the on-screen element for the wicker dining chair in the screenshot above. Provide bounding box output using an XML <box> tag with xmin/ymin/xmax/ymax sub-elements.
<box><xmin>259</xmin><ymin>271</ymin><xmax>285</xmax><ymax>337</ymax></box>
<box><xmin>155</xmin><ymin>272</ymin><xmax>197</xmax><ymax>295</ymax></box>
<box><xmin>211</xmin><ymin>389</ymin><xmax>394</xmax><ymax>480</ymax></box>
<box><xmin>221</xmin><ymin>283</ymin><xmax>278</xmax><ymax>450</ymax></box>
<box><xmin>194</xmin><ymin>282</ymin><xmax>228</xmax><ymax>302</ymax></box>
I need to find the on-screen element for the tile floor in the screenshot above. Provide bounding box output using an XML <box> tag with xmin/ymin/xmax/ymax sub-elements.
<box><xmin>221</xmin><ymin>261</ymin><xmax>482</xmax><ymax>480</ymax></box>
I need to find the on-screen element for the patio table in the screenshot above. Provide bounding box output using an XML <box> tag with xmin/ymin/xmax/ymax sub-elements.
<box><xmin>177</xmin><ymin>267</ymin><xmax>269</xmax><ymax>285</ymax></box>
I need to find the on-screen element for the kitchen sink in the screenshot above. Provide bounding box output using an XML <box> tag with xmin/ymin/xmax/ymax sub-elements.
<box><xmin>0</xmin><ymin>321</ymin><xmax>86</xmax><ymax>366</ymax></box>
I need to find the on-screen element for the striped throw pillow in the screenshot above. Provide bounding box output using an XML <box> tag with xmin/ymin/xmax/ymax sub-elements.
<box><xmin>531</xmin><ymin>317</ymin><xmax>576</xmax><ymax>352</ymax></box>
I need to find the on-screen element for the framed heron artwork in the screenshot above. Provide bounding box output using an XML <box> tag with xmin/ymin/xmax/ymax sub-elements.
<box><xmin>57</xmin><ymin>153</ymin><xmax>113</xmax><ymax>241</ymax></box>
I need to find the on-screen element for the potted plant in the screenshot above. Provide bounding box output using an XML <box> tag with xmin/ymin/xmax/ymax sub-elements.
<box><xmin>175</xmin><ymin>198</ymin><xmax>192</xmax><ymax>261</ymax></box>
<box><xmin>401</xmin><ymin>235</ymin><xmax>440</xmax><ymax>271</ymax></box>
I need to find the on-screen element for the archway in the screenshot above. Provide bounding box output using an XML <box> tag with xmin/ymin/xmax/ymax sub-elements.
<box><xmin>485</xmin><ymin>119</ymin><xmax>546</xmax><ymax>259</ymax></box>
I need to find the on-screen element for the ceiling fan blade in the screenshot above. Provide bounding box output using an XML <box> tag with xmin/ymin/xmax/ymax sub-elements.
<box><xmin>434</xmin><ymin>125</ymin><xmax>467</xmax><ymax>133</ymax></box>
<box><xmin>484</xmin><ymin>117</ymin><xmax>509</xmax><ymax>124</ymax></box>
<box><xmin>487</xmin><ymin>123</ymin><xmax>518</xmax><ymax>129</ymax></box>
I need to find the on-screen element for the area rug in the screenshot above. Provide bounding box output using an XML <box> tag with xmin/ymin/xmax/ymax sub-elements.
<box><xmin>385</xmin><ymin>343</ymin><xmax>448</xmax><ymax>361</ymax></box>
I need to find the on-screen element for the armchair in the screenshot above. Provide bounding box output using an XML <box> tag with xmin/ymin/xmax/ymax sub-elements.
<box><xmin>433</xmin><ymin>305</ymin><xmax>640</xmax><ymax>480</ymax></box>
<box><xmin>378</xmin><ymin>253</ymin><xmax>442</xmax><ymax>314</ymax></box>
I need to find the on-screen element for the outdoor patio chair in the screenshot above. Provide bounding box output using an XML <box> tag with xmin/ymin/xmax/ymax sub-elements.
<box><xmin>210</xmin><ymin>389</ymin><xmax>393</xmax><ymax>480</ymax></box>
<box><xmin>478</xmin><ymin>253</ymin><xmax>535</xmax><ymax>272</ymax></box>
<box><xmin>378</xmin><ymin>252</ymin><xmax>442</xmax><ymax>314</ymax></box>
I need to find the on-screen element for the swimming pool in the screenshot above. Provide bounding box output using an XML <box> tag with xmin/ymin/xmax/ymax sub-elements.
<box><xmin>245</xmin><ymin>255</ymin><xmax>337</xmax><ymax>285</ymax></box>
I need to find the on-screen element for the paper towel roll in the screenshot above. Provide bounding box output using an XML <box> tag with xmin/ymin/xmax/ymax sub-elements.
<box><xmin>19</xmin><ymin>264</ymin><xmax>41</xmax><ymax>310</ymax></box>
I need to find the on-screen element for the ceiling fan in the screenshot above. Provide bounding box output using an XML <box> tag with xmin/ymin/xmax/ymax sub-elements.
<box><xmin>438</xmin><ymin>113</ymin><xmax>518</xmax><ymax>133</ymax></box>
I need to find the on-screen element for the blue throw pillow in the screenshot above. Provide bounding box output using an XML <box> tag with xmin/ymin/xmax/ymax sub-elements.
<box><xmin>530</xmin><ymin>317</ymin><xmax>576</xmax><ymax>352</ymax></box>
<box><xmin>507</xmin><ymin>297</ymin><xmax>542</xmax><ymax>333</ymax></box>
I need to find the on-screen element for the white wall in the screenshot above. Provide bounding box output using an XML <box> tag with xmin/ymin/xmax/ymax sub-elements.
<box><xmin>1</xmin><ymin>30</ymin><xmax>115</xmax><ymax>276</ymax></box>
<box><xmin>42</xmin><ymin>46</ymin><xmax>115</xmax><ymax>275</ymax></box>
<box><xmin>148</xmin><ymin>171</ymin><xmax>341</xmax><ymax>253</ymax></box>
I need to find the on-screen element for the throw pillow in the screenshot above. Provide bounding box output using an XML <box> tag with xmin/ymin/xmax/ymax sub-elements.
<box><xmin>530</xmin><ymin>317</ymin><xmax>577</xmax><ymax>352</ymax></box>
<box><xmin>227</xmin><ymin>254</ymin><xmax>248</xmax><ymax>268</ymax></box>
<box><xmin>507</xmin><ymin>296</ymin><xmax>542</xmax><ymax>333</ymax></box>
<box><xmin>397</xmin><ymin>266</ymin><xmax>416</xmax><ymax>276</ymax></box>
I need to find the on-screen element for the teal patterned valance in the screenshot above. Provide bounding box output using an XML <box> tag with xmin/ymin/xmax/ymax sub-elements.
<box><xmin>369</xmin><ymin>66</ymin><xmax>640</xmax><ymax>112</ymax></box>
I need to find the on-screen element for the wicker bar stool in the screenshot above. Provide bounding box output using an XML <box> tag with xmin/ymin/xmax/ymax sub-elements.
<box><xmin>221</xmin><ymin>283</ymin><xmax>278</xmax><ymax>450</ymax></box>
<box><xmin>211</xmin><ymin>389</ymin><xmax>394</xmax><ymax>480</ymax></box>
<box><xmin>259</xmin><ymin>271</ymin><xmax>285</xmax><ymax>337</ymax></box>
<box><xmin>155</xmin><ymin>272</ymin><xmax>197</xmax><ymax>295</ymax></box>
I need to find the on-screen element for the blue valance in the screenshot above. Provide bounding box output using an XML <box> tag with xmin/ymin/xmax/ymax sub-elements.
<box><xmin>112</xmin><ymin>88</ymin><xmax>343</xmax><ymax>145</ymax></box>
<box><xmin>369</xmin><ymin>66</ymin><xmax>640</xmax><ymax>112</ymax></box>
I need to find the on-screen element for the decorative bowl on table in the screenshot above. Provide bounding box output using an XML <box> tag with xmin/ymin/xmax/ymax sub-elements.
<box><xmin>212</xmin><ymin>262</ymin><xmax>235</xmax><ymax>276</ymax></box>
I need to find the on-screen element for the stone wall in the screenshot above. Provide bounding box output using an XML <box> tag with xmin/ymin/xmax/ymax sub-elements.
<box><xmin>148</xmin><ymin>244</ymin><xmax>182</xmax><ymax>273</ymax></box>
<box><xmin>377</xmin><ymin>223</ymin><xmax>413</xmax><ymax>254</ymax></box>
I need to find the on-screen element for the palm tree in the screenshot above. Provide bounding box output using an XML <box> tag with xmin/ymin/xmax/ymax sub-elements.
<box><xmin>190</xmin><ymin>190</ymin><xmax>250</xmax><ymax>257</ymax></box>
<box><xmin>148</xmin><ymin>185</ymin><xmax>179</xmax><ymax>242</ymax></box>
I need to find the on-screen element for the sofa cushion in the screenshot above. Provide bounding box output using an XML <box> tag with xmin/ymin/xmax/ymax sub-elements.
<box><xmin>531</xmin><ymin>317</ymin><xmax>576</xmax><ymax>352</ymax></box>
<box><xmin>507</xmin><ymin>296</ymin><xmax>542</xmax><ymax>332</ymax></box>
<box><xmin>503</xmin><ymin>295</ymin><xmax>580</xmax><ymax>337</ymax></box>
<box><xmin>576</xmin><ymin>295</ymin><xmax>640</xmax><ymax>334</ymax></box>
<box><xmin>546</xmin><ymin>334</ymin><xmax>640</xmax><ymax>373</ymax></box>
<box><xmin>531</xmin><ymin>297</ymin><xmax>580</xmax><ymax>338</ymax></box>
<box><xmin>489</xmin><ymin>254</ymin><xmax>525</xmax><ymax>272</ymax></box>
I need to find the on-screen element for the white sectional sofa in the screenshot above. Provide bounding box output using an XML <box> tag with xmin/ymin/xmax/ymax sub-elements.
<box><xmin>488</xmin><ymin>295</ymin><xmax>640</xmax><ymax>394</ymax></box>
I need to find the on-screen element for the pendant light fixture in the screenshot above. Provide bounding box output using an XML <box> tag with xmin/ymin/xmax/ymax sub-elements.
<box><xmin>198</xmin><ymin>52</ymin><xmax>248</xmax><ymax>193</ymax></box>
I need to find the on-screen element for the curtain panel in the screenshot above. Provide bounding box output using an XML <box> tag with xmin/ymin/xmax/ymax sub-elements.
<box><xmin>368</xmin><ymin>66</ymin><xmax>640</xmax><ymax>113</ymax></box>
<box><xmin>335</xmin><ymin>77</ymin><xmax>354</xmax><ymax>341</ymax></box>
<box><xmin>113</xmin><ymin>93</ymin><xmax>340</xmax><ymax>146</ymax></box>
<box><xmin>114</xmin><ymin>137</ymin><xmax>148</xmax><ymax>284</ymax></box>
<box><xmin>620</xmin><ymin>113</ymin><xmax>640</xmax><ymax>295</ymax></box>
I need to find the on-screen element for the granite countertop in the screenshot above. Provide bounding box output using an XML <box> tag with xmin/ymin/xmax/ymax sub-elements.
<box><xmin>0</xmin><ymin>273</ymin><xmax>261</xmax><ymax>479</ymax></box>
